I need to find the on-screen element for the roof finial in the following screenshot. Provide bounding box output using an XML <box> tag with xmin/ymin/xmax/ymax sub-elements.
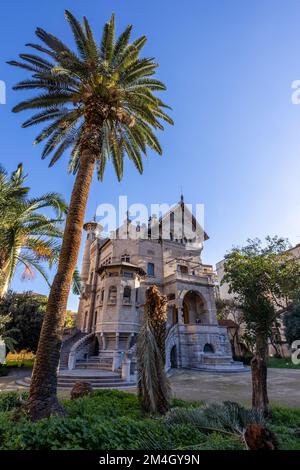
<box><xmin>180</xmin><ymin>186</ymin><xmax>184</xmax><ymax>203</ymax></box>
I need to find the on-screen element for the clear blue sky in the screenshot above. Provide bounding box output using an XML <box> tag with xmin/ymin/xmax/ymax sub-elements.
<box><xmin>1</xmin><ymin>0</ymin><xmax>300</xmax><ymax>310</ymax></box>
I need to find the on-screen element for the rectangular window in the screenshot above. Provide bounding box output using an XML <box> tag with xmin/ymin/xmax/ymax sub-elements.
<box><xmin>123</xmin><ymin>271</ymin><xmax>133</xmax><ymax>278</ymax></box>
<box><xmin>147</xmin><ymin>262</ymin><xmax>155</xmax><ymax>277</ymax></box>
<box><xmin>178</xmin><ymin>265</ymin><xmax>188</xmax><ymax>274</ymax></box>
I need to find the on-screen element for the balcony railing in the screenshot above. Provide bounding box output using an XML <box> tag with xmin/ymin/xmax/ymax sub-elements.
<box><xmin>164</xmin><ymin>270</ymin><xmax>214</xmax><ymax>285</ymax></box>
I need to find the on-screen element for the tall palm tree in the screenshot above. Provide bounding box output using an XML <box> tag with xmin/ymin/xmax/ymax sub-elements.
<box><xmin>0</xmin><ymin>164</ymin><xmax>67</xmax><ymax>297</ymax></box>
<box><xmin>9</xmin><ymin>11</ymin><xmax>173</xmax><ymax>419</ymax></box>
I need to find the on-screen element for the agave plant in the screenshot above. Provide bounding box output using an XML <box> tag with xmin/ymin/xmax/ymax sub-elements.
<box><xmin>9</xmin><ymin>10</ymin><xmax>173</xmax><ymax>419</ymax></box>
<box><xmin>137</xmin><ymin>285</ymin><xmax>170</xmax><ymax>414</ymax></box>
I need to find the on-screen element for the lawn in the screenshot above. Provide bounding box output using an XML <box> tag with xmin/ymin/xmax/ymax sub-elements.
<box><xmin>267</xmin><ymin>357</ymin><xmax>300</xmax><ymax>370</ymax></box>
<box><xmin>0</xmin><ymin>390</ymin><xmax>299</xmax><ymax>450</ymax></box>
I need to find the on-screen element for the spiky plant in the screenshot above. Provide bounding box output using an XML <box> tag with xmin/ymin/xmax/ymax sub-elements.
<box><xmin>137</xmin><ymin>285</ymin><xmax>170</xmax><ymax>414</ymax></box>
<box><xmin>0</xmin><ymin>164</ymin><xmax>67</xmax><ymax>297</ymax></box>
<box><xmin>161</xmin><ymin>401</ymin><xmax>278</xmax><ymax>450</ymax></box>
<box><xmin>8</xmin><ymin>11</ymin><xmax>173</xmax><ymax>419</ymax></box>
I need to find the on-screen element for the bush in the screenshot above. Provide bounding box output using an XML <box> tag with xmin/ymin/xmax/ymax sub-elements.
<box><xmin>0</xmin><ymin>391</ymin><xmax>28</xmax><ymax>412</ymax></box>
<box><xmin>0</xmin><ymin>390</ymin><xmax>298</xmax><ymax>450</ymax></box>
<box><xmin>0</xmin><ymin>365</ymin><xmax>8</xmax><ymax>377</ymax></box>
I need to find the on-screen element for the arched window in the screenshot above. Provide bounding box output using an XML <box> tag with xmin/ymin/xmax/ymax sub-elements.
<box><xmin>203</xmin><ymin>343</ymin><xmax>214</xmax><ymax>354</ymax></box>
<box><xmin>123</xmin><ymin>286</ymin><xmax>131</xmax><ymax>303</ymax></box>
<box><xmin>108</xmin><ymin>286</ymin><xmax>117</xmax><ymax>303</ymax></box>
<box><xmin>83</xmin><ymin>311</ymin><xmax>88</xmax><ymax>330</ymax></box>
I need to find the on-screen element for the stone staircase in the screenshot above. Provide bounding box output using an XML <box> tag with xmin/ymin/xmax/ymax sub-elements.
<box><xmin>15</xmin><ymin>370</ymin><xmax>133</xmax><ymax>390</ymax></box>
<box><xmin>197</xmin><ymin>354</ymin><xmax>246</xmax><ymax>372</ymax></box>
<box><xmin>60</xmin><ymin>330</ymin><xmax>88</xmax><ymax>370</ymax></box>
<box><xmin>76</xmin><ymin>355</ymin><xmax>114</xmax><ymax>370</ymax></box>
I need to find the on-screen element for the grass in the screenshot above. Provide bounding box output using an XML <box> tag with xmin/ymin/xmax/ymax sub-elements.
<box><xmin>0</xmin><ymin>390</ymin><xmax>299</xmax><ymax>450</ymax></box>
<box><xmin>267</xmin><ymin>357</ymin><xmax>300</xmax><ymax>369</ymax></box>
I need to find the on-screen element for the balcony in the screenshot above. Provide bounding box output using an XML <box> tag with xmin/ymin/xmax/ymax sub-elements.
<box><xmin>164</xmin><ymin>269</ymin><xmax>214</xmax><ymax>286</ymax></box>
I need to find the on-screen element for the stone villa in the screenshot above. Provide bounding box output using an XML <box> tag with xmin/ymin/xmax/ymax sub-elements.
<box><xmin>64</xmin><ymin>199</ymin><xmax>244</xmax><ymax>379</ymax></box>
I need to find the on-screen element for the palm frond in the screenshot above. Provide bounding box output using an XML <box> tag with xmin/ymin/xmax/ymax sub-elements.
<box><xmin>8</xmin><ymin>11</ymin><xmax>173</xmax><ymax>181</ymax></box>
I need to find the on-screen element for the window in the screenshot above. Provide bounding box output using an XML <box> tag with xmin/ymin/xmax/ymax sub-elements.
<box><xmin>203</xmin><ymin>343</ymin><xmax>214</xmax><ymax>353</ymax></box>
<box><xmin>83</xmin><ymin>311</ymin><xmax>88</xmax><ymax>330</ymax></box>
<box><xmin>108</xmin><ymin>286</ymin><xmax>117</xmax><ymax>303</ymax></box>
<box><xmin>178</xmin><ymin>265</ymin><xmax>188</xmax><ymax>274</ymax></box>
<box><xmin>123</xmin><ymin>271</ymin><xmax>133</xmax><ymax>279</ymax></box>
<box><xmin>147</xmin><ymin>262</ymin><xmax>155</xmax><ymax>277</ymax></box>
<box><xmin>135</xmin><ymin>287</ymin><xmax>139</xmax><ymax>303</ymax></box>
<box><xmin>121</xmin><ymin>254</ymin><xmax>130</xmax><ymax>263</ymax></box>
<box><xmin>167</xmin><ymin>293</ymin><xmax>176</xmax><ymax>301</ymax></box>
<box><xmin>123</xmin><ymin>286</ymin><xmax>131</xmax><ymax>303</ymax></box>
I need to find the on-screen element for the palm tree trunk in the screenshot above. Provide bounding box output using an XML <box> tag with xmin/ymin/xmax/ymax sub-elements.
<box><xmin>251</xmin><ymin>332</ymin><xmax>270</xmax><ymax>418</ymax></box>
<box><xmin>28</xmin><ymin>150</ymin><xmax>95</xmax><ymax>420</ymax></box>
<box><xmin>0</xmin><ymin>258</ymin><xmax>12</xmax><ymax>298</ymax></box>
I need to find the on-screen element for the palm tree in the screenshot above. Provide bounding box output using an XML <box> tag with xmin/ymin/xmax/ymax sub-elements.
<box><xmin>9</xmin><ymin>10</ymin><xmax>173</xmax><ymax>419</ymax></box>
<box><xmin>137</xmin><ymin>286</ymin><xmax>171</xmax><ymax>414</ymax></box>
<box><xmin>0</xmin><ymin>164</ymin><xmax>67</xmax><ymax>297</ymax></box>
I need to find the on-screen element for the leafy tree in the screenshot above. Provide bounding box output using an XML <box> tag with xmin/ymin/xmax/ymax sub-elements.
<box><xmin>64</xmin><ymin>310</ymin><xmax>76</xmax><ymax>329</ymax></box>
<box><xmin>284</xmin><ymin>295</ymin><xmax>300</xmax><ymax>346</ymax></box>
<box><xmin>0</xmin><ymin>314</ymin><xmax>17</xmax><ymax>354</ymax></box>
<box><xmin>137</xmin><ymin>286</ymin><xmax>171</xmax><ymax>414</ymax></box>
<box><xmin>0</xmin><ymin>291</ymin><xmax>47</xmax><ymax>353</ymax></box>
<box><xmin>0</xmin><ymin>164</ymin><xmax>67</xmax><ymax>296</ymax></box>
<box><xmin>222</xmin><ymin>236</ymin><xmax>300</xmax><ymax>416</ymax></box>
<box><xmin>9</xmin><ymin>10</ymin><xmax>173</xmax><ymax>420</ymax></box>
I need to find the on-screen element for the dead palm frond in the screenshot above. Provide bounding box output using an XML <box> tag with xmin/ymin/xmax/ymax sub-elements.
<box><xmin>137</xmin><ymin>285</ymin><xmax>170</xmax><ymax>414</ymax></box>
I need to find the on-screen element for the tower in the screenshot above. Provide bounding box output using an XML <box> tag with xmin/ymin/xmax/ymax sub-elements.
<box><xmin>81</xmin><ymin>221</ymin><xmax>101</xmax><ymax>285</ymax></box>
<box><xmin>76</xmin><ymin>220</ymin><xmax>103</xmax><ymax>330</ymax></box>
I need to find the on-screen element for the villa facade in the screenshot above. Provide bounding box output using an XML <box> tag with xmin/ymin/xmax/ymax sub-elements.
<box><xmin>73</xmin><ymin>200</ymin><xmax>243</xmax><ymax>374</ymax></box>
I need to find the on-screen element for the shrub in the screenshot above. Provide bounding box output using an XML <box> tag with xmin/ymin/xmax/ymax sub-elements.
<box><xmin>0</xmin><ymin>391</ymin><xmax>298</xmax><ymax>450</ymax></box>
<box><xmin>0</xmin><ymin>365</ymin><xmax>8</xmax><ymax>377</ymax></box>
<box><xmin>0</xmin><ymin>391</ymin><xmax>28</xmax><ymax>412</ymax></box>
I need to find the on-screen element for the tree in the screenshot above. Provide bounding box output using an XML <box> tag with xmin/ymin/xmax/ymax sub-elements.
<box><xmin>64</xmin><ymin>310</ymin><xmax>76</xmax><ymax>329</ymax></box>
<box><xmin>0</xmin><ymin>164</ymin><xmax>67</xmax><ymax>297</ymax></box>
<box><xmin>0</xmin><ymin>314</ymin><xmax>17</xmax><ymax>354</ymax></box>
<box><xmin>222</xmin><ymin>236</ymin><xmax>300</xmax><ymax>417</ymax></box>
<box><xmin>0</xmin><ymin>291</ymin><xmax>47</xmax><ymax>353</ymax></box>
<box><xmin>137</xmin><ymin>285</ymin><xmax>171</xmax><ymax>414</ymax></box>
<box><xmin>9</xmin><ymin>11</ymin><xmax>173</xmax><ymax>419</ymax></box>
<box><xmin>284</xmin><ymin>295</ymin><xmax>300</xmax><ymax>346</ymax></box>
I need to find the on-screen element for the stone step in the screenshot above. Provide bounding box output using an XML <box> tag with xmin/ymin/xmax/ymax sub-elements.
<box><xmin>191</xmin><ymin>364</ymin><xmax>249</xmax><ymax>373</ymax></box>
<box><xmin>15</xmin><ymin>374</ymin><xmax>133</xmax><ymax>389</ymax></box>
<box><xmin>76</xmin><ymin>364</ymin><xmax>113</xmax><ymax>370</ymax></box>
<box><xmin>58</xmin><ymin>376</ymin><xmax>123</xmax><ymax>382</ymax></box>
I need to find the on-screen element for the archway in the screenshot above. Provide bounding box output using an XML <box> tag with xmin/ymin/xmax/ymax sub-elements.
<box><xmin>182</xmin><ymin>290</ymin><xmax>207</xmax><ymax>324</ymax></box>
<box><xmin>203</xmin><ymin>343</ymin><xmax>214</xmax><ymax>353</ymax></box>
<box><xmin>170</xmin><ymin>345</ymin><xmax>178</xmax><ymax>368</ymax></box>
<box><xmin>94</xmin><ymin>336</ymin><xmax>100</xmax><ymax>356</ymax></box>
